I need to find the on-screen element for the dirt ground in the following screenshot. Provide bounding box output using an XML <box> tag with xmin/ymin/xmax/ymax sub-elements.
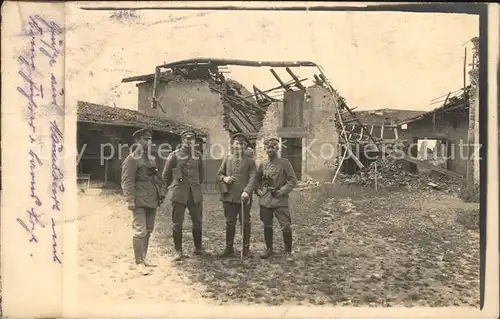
<box><xmin>77</xmin><ymin>185</ymin><xmax>479</xmax><ymax>307</ymax></box>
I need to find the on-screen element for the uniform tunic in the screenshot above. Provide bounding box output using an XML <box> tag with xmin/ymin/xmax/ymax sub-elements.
<box><xmin>121</xmin><ymin>150</ymin><xmax>166</xmax><ymax>209</ymax></box>
<box><xmin>162</xmin><ymin>146</ymin><xmax>204</xmax><ymax>233</ymax></box>
<box><xmin>121</xmin><ymin>150</ymin><xmax>166</xmax><ymax>238</ymax></box>
<box><xmin>162</xmin><ymin>147</ymin><xmax>204</xmax><ymax>204</ymax></box>
<box><xmin>216</xmin><ymin>153</ymin><xmax>257</xmax><ymax>204</ymax></box>
<box><xmin>254</xmin><ymin>157</ymin><xmax>298</xmax><ymax>208</ymax></box>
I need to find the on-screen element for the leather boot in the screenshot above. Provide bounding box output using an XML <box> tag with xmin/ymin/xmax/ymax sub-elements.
<box><xmin>133</xmin><ymin>238</ymin><xmax>150</xmax><ymax>275</ymax></box>
<box><xmin>193</xmin><ymin>228</ymin><xmax>204</xmax><ymax>255</ymax></box>
<box><xmin>173</xmin><ymin>228</ymin><xmax>183</xmax><ymax>261</ymax></box>
<box><xmin>283</xmin><ymin>230</ymin><xmax>294</xmax><ymax>261</ymax></box>
<box><xmin>260</xmin><ymin>227</ymin><xmax>274</xmax><ymax>259</ymax></box>
<box><xmin>143</xmin><ymin>233</ymin><xmax>157</xmax><ymax>267</ymax></box>
<box><xmin>243</xmin><ymin>223</ymin><xmax>252</xmax><ymax>258</ymax></box>
<box><xmin>219</xmin><ymin>224</ymin><xmax>235</xmax><ymax>257</ymax></box>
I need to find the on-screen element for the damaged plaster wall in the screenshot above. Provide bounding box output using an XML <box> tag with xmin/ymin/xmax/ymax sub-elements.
<box><xmin>254</xmin><ymin>101</ymin><xmax>283</xmax><ymax>165</ymax></box>
<box><xmin>253</xmin><ymin>86</ymin><xmax>340</xmax><ymax>182</ymax></box>
<box><xmin>305</xmin><ymin>86</ymin><xmax>340</xmax><ymax>182</ymax></box>
<box><xmin>137</xmin><ymin>80</ymin><xmax>230</xmax><ymax>184</ymax></box>
<box><xmin>137</xmin><ymin>80</ymin><xmax>230</xmax><ymax>152</ymax></box>
<box><xmin>398</xmin><ymin>110</ymin><xmax>470</xmax><ymax>176</ymax></box>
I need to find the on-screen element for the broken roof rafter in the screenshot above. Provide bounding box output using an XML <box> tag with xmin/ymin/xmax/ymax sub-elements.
<box><xmin>156</xmin><ymin>58</ymin><xmax>317</xmax><ymax>69</ymax></box>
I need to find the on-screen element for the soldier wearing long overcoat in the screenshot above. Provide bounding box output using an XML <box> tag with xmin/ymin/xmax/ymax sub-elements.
<box><xmin>121</xmin><ymin>128</ymin><xmax>166</xmax><ymax>275</ymax></box>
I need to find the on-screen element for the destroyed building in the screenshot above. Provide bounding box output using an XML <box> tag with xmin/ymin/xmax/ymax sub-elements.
<box><xmin>122</xmin><ymin>59</ymin><xmax>344</xmax><ymax>183</ymax></box>
<box><xmin>397</xmin><ymin>87</ymin><xmax>474</xmax><ymax>178</ymax></box>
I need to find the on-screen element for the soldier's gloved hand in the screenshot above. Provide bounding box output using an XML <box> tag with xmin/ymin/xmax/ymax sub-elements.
<box><xmin>223</xmin><ymin>176</ymin><xmax>235</xmax><ymax>184</ymax></box>
<box><xmin>241</xmin><ymin>191</ymin><xmax>250</xmax><ymax>203</ymax></box>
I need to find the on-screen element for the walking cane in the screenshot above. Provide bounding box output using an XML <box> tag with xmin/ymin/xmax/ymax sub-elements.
<box><xmin>240</xmin><ymin>200</ymin><xmax>245</xmax><ymax>262</ymax></box>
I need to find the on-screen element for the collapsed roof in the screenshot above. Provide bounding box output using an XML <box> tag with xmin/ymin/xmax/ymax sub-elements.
<box><xmin>397</xmin><ymin>87</ymin><xmax>470</xmax><ymax>125</ymax></box>
<box><xmin>122</xmin><ymin>58</ymin><xmax>325</xmax><ymax>137</ymax></box>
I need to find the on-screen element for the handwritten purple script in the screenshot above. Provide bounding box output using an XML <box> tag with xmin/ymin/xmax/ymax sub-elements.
<box><xmin>16</xmin><ymin>15</ymin><xmax>64</xmax><ymax>264</ymax></box>
<box><xmin>50</xmin><ymin>120</ymin><xmax>65</xmax><ymax>211</ymax></box>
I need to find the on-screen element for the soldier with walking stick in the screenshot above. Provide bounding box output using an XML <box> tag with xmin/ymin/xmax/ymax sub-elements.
<box><xmin>162</xmin><ymin>130</ymin><xmax>205</xmax><ymax>262</ymax></box>
<box><xmin>121</xmin><ymin>128</ymin><xmax>166</xmax><ymax>275</ymax></box>
<box><xmin>216</xmin><ymin>133</ymin><xmax>257</xmax><ymax>258</ymax></box>
<box><xmin>254</xmin><ymin>137</ymin><xmax>298</xmax><ymax>261</ymax></box>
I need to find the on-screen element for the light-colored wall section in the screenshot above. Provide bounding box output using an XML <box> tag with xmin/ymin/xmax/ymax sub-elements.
<box><xmin>304</xmin><ymin>86</ymin><xmax>339</xmax><ymax>182</ymax></box>
<box><xmin>137</xmin><ymin>80</ymin><xmax>230</xmax><ymax>155</ymax></box>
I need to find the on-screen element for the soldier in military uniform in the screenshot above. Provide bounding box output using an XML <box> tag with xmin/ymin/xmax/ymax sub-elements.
<box><xmin>162</xmin><ymin>130</ymin><xmax>205</xmax><ymax>261</ymax></box>
<box><xmin>216</xmin><ymin>133</ymin><xmax>257</xmax><ymax>258</ymax></box>
<box><xmin>121</xmin><ymin>128</ymin><xmax>166</xmax><ymax>275</ymax></box>
<box><xmin>254</xmin><ymin>137</ymin><xmax>298</xmax><ymax>261</ymax></box>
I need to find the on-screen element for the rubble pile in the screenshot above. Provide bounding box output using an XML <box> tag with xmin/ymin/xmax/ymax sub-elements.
<box><xmin>340</xmin><ymin>157</ymin><xmax>462</xmax><ymax>192</ymax></box>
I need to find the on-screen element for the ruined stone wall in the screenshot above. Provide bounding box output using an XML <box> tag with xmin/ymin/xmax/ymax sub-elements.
<box><xmin>304</xmin><ymin>86</ymin><xmax>340</xmax><ymax>182</ymax></box>
<box><xmin>254</xmin><ymin>101</ymin><xmax>283</xmax><ymax>165</ymax></box>
<box><xmin>253</xmin><ymin>87</ymin><xmax>340</xmax><ymax>182</ymax></box>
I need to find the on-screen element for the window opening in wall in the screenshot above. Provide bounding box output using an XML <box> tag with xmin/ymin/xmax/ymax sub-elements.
<box><xmin>414</xmin><ymin>138</ymin><xmax>451</xmax><ymax>173</ymax></box>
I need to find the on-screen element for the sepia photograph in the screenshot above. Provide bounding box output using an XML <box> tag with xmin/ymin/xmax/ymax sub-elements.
<box><xmin>65</xmin><ymin>4</ymin><xmax>486</xmax><ymax>310</ymax></box>
<box><xmin>5</xmin><ymin>2</ymin><xmax>497</xmax><ymax>317</ymax></box>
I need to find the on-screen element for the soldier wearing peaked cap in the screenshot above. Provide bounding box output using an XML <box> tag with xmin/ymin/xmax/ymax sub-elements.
<box><xmin>216</xmin><ymin>132</ymin><xmax>257</xmax><ymax>258</ymax></box>
<box><xmin>121</xmin><ymin>128</ymin><xmax>166</xmax><ymax>275</ymax></box>
<box><xmin>253</xmin><ymin>137</ymin><xmax>297</xmax><ymax>261</ymax></box>
<box><xmin>180</xmin><ymin>129</ymin><xmax>197</xmax><ymax>138</ymax></box>
<box><xmin>132</xmin><ymin>128</ymin><xmax>154</xmax><ymax>138</ymax></box>
<box><xmin>162</xmin><ymin>128</ymin><xmax>205</xmax><ymax>261</ymax></box>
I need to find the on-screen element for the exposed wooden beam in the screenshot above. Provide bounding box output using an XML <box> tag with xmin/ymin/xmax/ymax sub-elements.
<box><xmin>253</xmin><ymin>85</ymin><xmax>279</xmax><ymax>102</ymax></box>
<box><xmin>313</xmin><ymin>74</ymin><xmax>323</xmax><ymax>85</ymax></box>
<box><xmin>270</xmin><ymin>69</ymin><xmax>291</xmax><ymax>91</ymax></box>
<box><xmin>233</xmin><ymin>108</ymin><xmax>258</xmax><ymax>132</ymax></box>
<box><xmin>243</xmin><ymin>78</ymin><xmax>308</xmax><ymax>99</ymax></box>
<box><xmin>393</xmin><ymin>126</ymin><xmax>399</xmax><ymax>140</ymax></box>
<box><xmin>231</xmin><ymin>109</ymin><xmax>253</xmax><ymax>133</ymax></box>
<box><xmin>285</xmin><ymin>67</ymin><xmax>306</xmax><ymax>90</ymax></box>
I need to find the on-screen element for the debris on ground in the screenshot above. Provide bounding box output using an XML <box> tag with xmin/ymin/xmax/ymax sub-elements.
<box><xmin>297</xmin><ymin>177</ymin><xmax>320</xmax><ymax>188</ymax></box>
<box><xmin>456</xmin><ymin>207</ymin><xmax>480</xmax><ymax>231</ymax></box>
<box><xmin>339</xmin><ymin>157</ymin><xmax>462</xmax><ymax>192</ymax></box>
<box><xmin>77</xmin><ymin>185</ymin><xmax>479</xmax><ymax>308</ymax></box>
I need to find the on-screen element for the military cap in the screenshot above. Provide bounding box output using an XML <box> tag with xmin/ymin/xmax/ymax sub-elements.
<box><xmin>264</xmin><ymin>137</ymin><xmax>280</xmax><ymax>146</ymax></box>
<box><xmin>180</xmin><ymin>130</ymin><xmax>196</xmax><ymax>138</ymax></box>
<box><xmin>231</xmin><ymin>132</ymin><xmax>249</xmax><ymax>144</ymax></box>
<box><xmin>132</xmin><ymin>128</ymin><xmax>153</xmax><ymax>138</ymax></box>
